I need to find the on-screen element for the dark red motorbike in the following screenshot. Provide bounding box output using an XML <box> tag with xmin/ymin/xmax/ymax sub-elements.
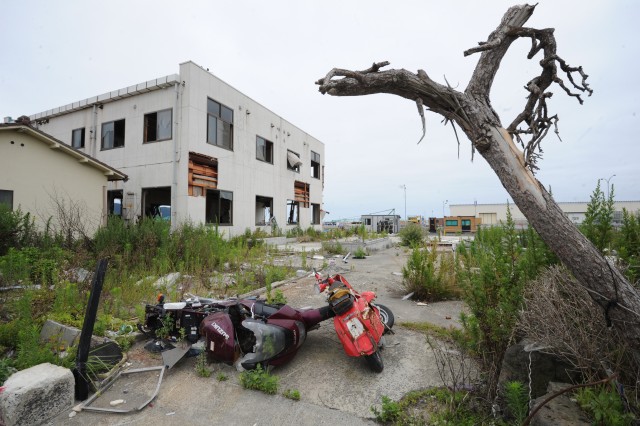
<box><xmin>138</xmin><ymin>293</ymin><xmax>335</xmax><ymax>370</ymax></box>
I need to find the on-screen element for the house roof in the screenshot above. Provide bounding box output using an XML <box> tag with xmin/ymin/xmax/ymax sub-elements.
<box><xmin>0</xmin><ymin>123</ymin><xmax>127</xmax><ymax>181</ymax></box>
<box><xmin>29</xmin><ymin>74</ymin><xmax>180</xmax><ymax>121</ymax></box>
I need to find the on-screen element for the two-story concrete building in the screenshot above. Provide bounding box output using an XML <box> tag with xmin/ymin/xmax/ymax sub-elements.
<box><xmin>29</xmin><ymin>61</ymin><xmax>325</xmax><ymax>236</ymax></box>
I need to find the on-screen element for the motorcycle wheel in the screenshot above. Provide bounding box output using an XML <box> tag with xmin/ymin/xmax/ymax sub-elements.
<box><xmin>364</xmin><ymin>349</ymin><xmax>384</xmax><ymax>373</ymax></box>
<box><xmin>375</xmin><ymin>304</ymin><xmax>395</xmax><ymax>333</ymax></box>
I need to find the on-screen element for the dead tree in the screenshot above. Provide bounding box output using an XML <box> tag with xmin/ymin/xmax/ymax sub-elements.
<box><xmin>316</xmin><ymin>4</ymin><xmax>640</xmax><ymax>358</ymax></box>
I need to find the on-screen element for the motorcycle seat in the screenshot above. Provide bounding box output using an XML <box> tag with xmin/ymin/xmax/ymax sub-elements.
<box><xmin>252</xmin><ymin>301</ymin><xmax>281</xmax><ymax>318</ymax></box>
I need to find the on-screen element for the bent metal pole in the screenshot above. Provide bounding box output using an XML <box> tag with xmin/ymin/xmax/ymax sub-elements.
<box><xmin>73</xmin><ymin>258</ymin><xmax>108</xmax><ymax>400</ymax></box>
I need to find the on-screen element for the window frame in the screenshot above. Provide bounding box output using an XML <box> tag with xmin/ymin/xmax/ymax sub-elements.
<box><xmin>311</xmin><ymin>203</ymin><xmax>321</xmax><ymax>225</ymax></box>
<box><xmin>0</xmin><ymin>190</ymin><xmax>13</xmax><ymax>210</ymax></box>
<box><xmin>256</xmin><ymin>136</ymin><xmax>274</xmax><ymax>164</ymax></box>
<box><xmin>256</xmin><ymin>195</ymin><xmax>274</xmax><ymax>226</ymax></box>
<box><xmin>311</xmin><ymin>150</ymin><xmax>320</xmax><ymax>179</ymax></box>
<box><xmin>72</xmin><ymin>128</ymin><xmax>85</xmax><ymax>149</ymax></box>
<box><xmin>445</xmin><ymin>220</ymin><xmax>459</xmax><ymax>226</ymax></box>
<box><xmin>206</xmin><ymin>189</ymin><xmax>233</xmax><ymax>226</ymax></box>
<box><xmin>286</xmin><ymin>199</ymin><xmax>300</xmax><ymax>225</ymax></box>
<box><xmin>101</xmin><ymin>119</ymin><xmax>126</xmax><ymax>150</ymax></box>
<box><xmin>143</xmin><ymin>109</ymin><xmax>172</xmax><ymax>143</ymax></box>
<box><xmin>206</xmin><ymin>98</ymin><xmax>234</xmax><ymax>151</ymax></box>
<box><xmin>287</xmin><ymin>150</ymin><xmax>301</xmax><ymax>172</ymax></box>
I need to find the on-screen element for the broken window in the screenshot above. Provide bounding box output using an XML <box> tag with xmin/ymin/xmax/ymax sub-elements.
<box><xmin>144</xmin><ymin>109</ymin><xmax>172</xmax><ymax>143</ymax></box>
<box><xmin>101</xmin><ymin>119</ymin><xmax>125</xmax><ymax>150</ymax></box>
<box><xmin>188</xmin><ymin>152</ymin><xmax>218</xmax><ymax>197</ymax></box>
<box><xmin>142</xmin><ymin>187</ymin><xmax>171</xmax><ymax>221</ymax></box>
<box><xmin>0</xmin><ymin>190</ymin><xmax>13</xmax><ymax>210</ymax></box>
<box><xmin>256</xmin><ymin>196</ymin><xmax>273</xmax><ymax>226</ymax></box>
<box><xmin>311</xmin><ymin>203</ymin><xmax>320</xmax><ymax>225</ymax></box>
<box><xmin>287</xmin><ymin>150</ymin><xmax>302</xmax><ymax>172</ymax></box>
<box><xmin>286</xmin><ymin>200</ymin><xmax>299</xmax><ymax>225</ymax></box>
<box><xmin>311</xmin><ymin>151</ymin><xmax>320</xmax><ymax>179</ymax></box>
<box><xmin>207</xmin><ymin>98</ymin><xmax>233</xmax><ymax>150</ymax></box>
<box><xmin>206</xmin><ymin>190</ymin><xmax>233</xmax><ymax>225</ymax></box>
<box><xmin>256</xmin><ymin>136</ymin><xmax>273</xmax><ymax>164</ymax></box>
<box><xmin>107</xmin><ymin>190</ymin><xmax>123</xmax><ymax>216</ymax></box>
<box><xmin>294</xmin><ymin>181</ymin><xmax>309</xmax><ymax>208</ymax></box>
<box><xmin>72</xmin><ymin>128</ymin><xmax>85</xmax><ymax>148</ymax></box>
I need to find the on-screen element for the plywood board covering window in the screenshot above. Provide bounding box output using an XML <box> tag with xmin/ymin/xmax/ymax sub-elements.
<box><xmin>189</xmin><ymin>152</ymin><xmax>218</xmax><ymax>197</ymax></box>
<box><xmin>294</xmin><ymin>181</ymin><xmax>309</xmax><ymax>208</ymax></box>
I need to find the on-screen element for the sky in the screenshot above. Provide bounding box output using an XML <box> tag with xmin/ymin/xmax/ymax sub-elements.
<box><xmin>1</xmin><ymin>1</ymin><xmax>639</xmax><ymax>221</ymax></box>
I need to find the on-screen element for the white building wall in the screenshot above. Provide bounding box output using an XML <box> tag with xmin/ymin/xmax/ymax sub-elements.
<box><xmin>31</xmin><ymin>61</ymin><xmax>324</xmax><ymax>236</ymax></box>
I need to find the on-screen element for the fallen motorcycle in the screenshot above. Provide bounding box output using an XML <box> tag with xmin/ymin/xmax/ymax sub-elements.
<box><xmin>138</xmin><ymin>293</ymin><xmax>335</xmax><ymax>370</ymax></box>
<box><xmin>313</xmin><ymin>269</ymin><xmax>395</xmax><ymax>372</ymax></box>
<box><xmin>138</xmin><ymin>271</ymin><xmax>394</xmax><ymax>372</ymax></box>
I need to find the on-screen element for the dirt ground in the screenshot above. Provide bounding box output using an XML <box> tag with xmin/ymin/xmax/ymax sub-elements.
<box><xmin>51</xmin><ymin>242</ymin><xmax>466</xmax><ymax>425</ymax></box>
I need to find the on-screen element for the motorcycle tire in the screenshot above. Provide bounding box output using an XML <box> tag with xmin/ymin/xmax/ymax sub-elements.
<box><xmin>375</xmin><ymin>304</ymin><xmax>395</xmax><ymax>333</ymax></box>
<box><xmin>364</xmin><ymin>349</ymin><xmax>384</xmax><ymax>373</ymax></box>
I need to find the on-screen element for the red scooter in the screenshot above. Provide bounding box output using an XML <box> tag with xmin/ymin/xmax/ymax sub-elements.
<box><xmin>314</xmin><ymin>269</ymin><xmax>394</xmax><ymax>372</ymax></box>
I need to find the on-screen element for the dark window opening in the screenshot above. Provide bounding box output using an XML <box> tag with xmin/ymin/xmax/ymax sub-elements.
<box><xmin>0</xmin><ymin>190</ymin><xmax>13</xmax><ymax>210</ymax></box>
<box><xmin>144</xmin><ymin>109</ymin><xmax>172</xmax><ymax>143</ymax></box>
<box><xmin>207</xmin><ymin>98</ymin><xmax>233</xmax><ymax>150</ymax></box>
<box><xmin>107</xmin><ymin>190</ymin><xmax>123</xmax><ymax>217</ymax></box>
<box><xmin>311</xmin><ymin>151</ymin><xmax>320</xmax><ymax>179</ymax></box>
<box><xmin>256</xmin><ymin>196</ymin><xmax>273</xmax><ymax>226</ymax></box>
<box><xmin>206</xmin><ymin>189</ymin><xmax>233</xmax><ymax>225</ymax></box>
<box><xmin>286</xmin><ymin>200</ymin><xmax>299</xmax><ymax>225</ymax></box>
<box><xmin>72</xmin><ymin>128</ymin><xmax>85</xmax><ymax>149</ymax></box>
<box><xmin>287</xmin><ymin>150</ymin><xmax>301</xmax><ymax>172</ymax></box>
<box><xmin>312</xmin><ymin>203</ymin><xmax>320</xmax><ymax>225</ymax></box>
<box><xmin>256</xmin><ymin>136</ymin><xmax>273</xmax><ymax>163</ymax></box>
<box><xmin>101</xmin><ymin>119</ymin><xmax>125</xmax><ymax>150</ymax></box>
<box><xmin>142</xmin><ymin>187</ymin><xmax>171</xmax><ymax>221</ymax></box>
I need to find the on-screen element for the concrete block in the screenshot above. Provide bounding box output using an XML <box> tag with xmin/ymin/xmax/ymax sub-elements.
<box><xmin>0</xmin><ymin>363</ymin><xmax>74</xmax><ymax>426</ymax></box>
<box><xmin>40</xmin><ymin>320</ymin><xmax>80</xmax><ymax>351</ymax></box>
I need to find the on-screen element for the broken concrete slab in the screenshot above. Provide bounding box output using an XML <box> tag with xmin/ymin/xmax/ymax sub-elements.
<box><xmin>39</xmin><ymin>320</ymin><xmax>109</xmax><ymax>352</ymax></box>
<box><xmin>0</xmin><ymin>363</ymin><xmax>74</xmax><ymax>426</ymax></box>
<box><xmin>153</xmin><ymin>272</ymin><xmax>181</xmax><ymax>289</ymax></box>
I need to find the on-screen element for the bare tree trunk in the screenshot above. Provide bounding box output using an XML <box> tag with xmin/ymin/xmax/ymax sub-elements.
<box><xmin>316</xmin><ymin>4</ymin><xmax>640</xmax><ymax>356</ymax></box>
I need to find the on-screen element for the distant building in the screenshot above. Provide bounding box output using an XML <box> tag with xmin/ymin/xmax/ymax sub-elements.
<box><xmin>361</xmin><ymin>214</ymin><xmax>400</xmax><ymax>234</ymax></box>
<box><xmin>450</xmin><ymin>201</ymin><xmax>640</xmax><ymax>228</ymax></box>
<box><xmin>29</xmin><ymin>61</ymin><xmax>325</xmax><ymax>236</ymax></box>
<box><xmin>0</xmin><ymin>123</ymin><xmax>127</xmax><ymax>235</ymax></box>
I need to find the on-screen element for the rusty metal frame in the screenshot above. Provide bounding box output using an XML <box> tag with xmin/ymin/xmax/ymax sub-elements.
<box><xmin>80</xmin><ymin>365</ymin><xmax>165</xmax><ymax>414</ymax></box>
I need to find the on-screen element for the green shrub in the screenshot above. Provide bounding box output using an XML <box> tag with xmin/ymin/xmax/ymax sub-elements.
<box><xmin>457</xmin><ymin>208</ymin><xmax>555</xmax><ymax>399</ymax></box>
<box><xmin>402</xmin><ymin>244</ymin><xmax>457</xmax><ymax>302</ymax></box>
<box><xmin>504</xmin><ymin>381</ymin><xmax>529</xmax><ymax>424</ymax></box>
<box><xmin>399</xmin><ymin>224</ymin><xmax>423</xmax><ymax>247</ymax></box>
<box><xmin>216</xmin><ymin>372</ymin><xmax>228</xmax><ymax>382</ymax></box>
<box><xmin>195</xmin><ymin>351</ymin><xmax>211</xmax><ymax>378</ymax></box>
<box><xmin>576</xmin><ymin>385</ymin><xmax>635</xmax><ymax>425</ymax></box>
<box><xmin>239</xmin><ymin>364</ymin><xmax>279</xmax><ymax>394</ymax></box>
<box><xmin>283</xmin><ymin>389</ymin><xmax>300</xmax><ymax>401</ymax></box>
<box><xmin>0</xmin><ymin>204</ymin><xmax>38</xmax><ymax>256</ymax></box>
<box><xmin>353</xmin><ymin>247</ymin><xmax>367</xmax><ymax>259</ymax></box>
<box><xmin>0</xmin><ymin>357</ymin><xmax>16</xmax><ymax>386</ymax></box>
<box><xmin>371</xmin><ymin>395</ymin><xmax>401</xmax><ymax>423</ymax></box>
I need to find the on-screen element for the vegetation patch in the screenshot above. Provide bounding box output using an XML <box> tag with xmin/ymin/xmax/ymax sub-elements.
<box><xmin>239</xmin><ymin>364</ymin><xmax>279</xmax><ymax>394</ymax></box>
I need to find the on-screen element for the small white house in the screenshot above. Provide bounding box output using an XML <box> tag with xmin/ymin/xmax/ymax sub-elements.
<box><xmin>30</xmin><ymin>61</ymin><xmax>325</xmax><ymax>236</ymax></box>
<box><xmin>0</xmin><ymin>123</ymin><xmax>127</xmax><ymax>235</ymax></box>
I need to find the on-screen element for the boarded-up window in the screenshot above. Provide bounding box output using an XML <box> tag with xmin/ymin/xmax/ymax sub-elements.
<box><xmin>294</xmin><ymin>181</ymin><xmax>309</xmax><ymax>208</ymax></box>
<box><xmin>189</xmin><ymin>152</ymin><xmax>218</xmax><ymax>197</ymax></box>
